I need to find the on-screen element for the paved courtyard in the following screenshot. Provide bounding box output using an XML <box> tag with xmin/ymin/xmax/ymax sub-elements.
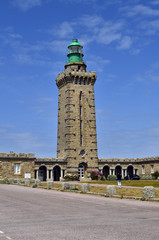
<box><xmin>0</xmin><ymin>184</ymin><xmax>159</xmax><ymax>240</ymax></box>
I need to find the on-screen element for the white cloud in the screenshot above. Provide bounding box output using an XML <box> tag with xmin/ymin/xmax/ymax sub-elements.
<box><xmin>123</xmin><ymin>4</ymin><xmax>159</xmax><ymax>17</ymax></box>
<box><xmin>136</xmin><ymin>62</ymin><xmax>159</xmax><ymax>84</ymax></box>
<box><xmin>79</xmin><ymin>15</ymin><xmax>103</xmax><ymax>28</ymax></box>
<box><xmin>39</xmin><ymin>97</ymin><xmax>54</xmax><ymax>102</ymax></box>
<box><xmin>96</xmin><ymin>21</ymin><xmax>122</xmax><ymax>44</ymax></box>
<box><xmin>140</xmin><ymin>20</ymin><xmax>159</xmax><ymax>35</ymax></box>
<box><xmin>150</xmin><ymin>0</ymin><xmax>159</xmax><ymax>5</ymax></box>
<box><xmin>11</xmin><ymin>0</ymin><xmax>42</xmax><ymax>11</ymax></box>
<box><xmin>13</xmin><ymin>53</ymin><xmax>53</xmax><ymax>66</ymax></box>
<box><xmin>0</xmin><ymin>125</ymin><xmax>54</xmax><ymax>155</ymax></box>
<box><xmin>117</xmin><ymin>36</ymin><xmax>132</xmax><ymax>50</ymax></box>
<box><xmin>50</xmin><ymin>22</ymin><xmax>73</xmax><ymax>38</ymax></box>
<box><xmin>87</xmin><ymin>55</ymin><xmax>110</xmax><ymax>73</ymax></box>
<box><xmin>77</xmin><ymin>15</ymin><xmax>123</xmax><ymax>45</ymax></box>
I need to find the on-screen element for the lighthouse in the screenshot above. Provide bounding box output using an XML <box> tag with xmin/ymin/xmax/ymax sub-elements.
<box><xmin>56</xmin><ymin>39</ymin><xmax>98</xmax><ymax>178</ymax></box>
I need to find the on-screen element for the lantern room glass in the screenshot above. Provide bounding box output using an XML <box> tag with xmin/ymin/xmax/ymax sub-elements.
<box><xmin>68</xmin><ymin>45</ymin><xmax>82</xmax><ymax>54</ymax></box>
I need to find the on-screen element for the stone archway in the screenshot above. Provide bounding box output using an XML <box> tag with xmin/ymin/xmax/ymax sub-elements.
<box><xmin>38</xmin><ymin>166</ymin><xmax>47</xmax><ymax>181</ymax></box>
<box><xmin>115</xmin><ymin>165</ymin><xmax>122</xmax><ymax>176</ymax></box>
<box><xmin>78</xmin><ymin>163</ymin><xmax>87</xmax><ymax>179</ymax></box>
<box><xmin>103</xmin><ymin>166</ymin><xmax>110</xmax><ymax>179</ymax></box>
<box><xmin>53</xmin><ymin>166</ymin><xmax>61</xmax><ymax>181</ymax></box>
<box><xmin>127</xmin><ymin>165</ymin><xmax>133</xmax><ymax>178</ymax></box>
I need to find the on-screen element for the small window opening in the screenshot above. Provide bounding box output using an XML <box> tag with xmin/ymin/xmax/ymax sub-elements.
<box><xmin>80</xmin><ymin>135</ymin><xmax>83</xmax><ymax>145</ymax></box>
<box><xmin>80</xmin><ymin>106</ymin><xmax>82</xmax><ymax>116</ymax></box>
<box><xmin>80</xmin><ymin>120</ymin><xmax>82</xmax><ymax>130</ymax></box>
<box><xmin>79</xmin><ymin>91</ymin><xmax>82</xmax><ymax>101</ymax></box>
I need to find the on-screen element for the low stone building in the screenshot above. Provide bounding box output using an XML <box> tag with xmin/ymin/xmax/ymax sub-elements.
<box><xmin>0</xmin><ymin>152</ymin><xmax>159</xmax><ymax>181</ymax></box>
<box><xmin>0</xmin><ymin>39</ymin><xmax>159</xmax><ymax>181</ymax></box>
<box><xmin>0</xmin><ymin>152</ymin><xmax>35</xmax><ymax>180</ymax></box>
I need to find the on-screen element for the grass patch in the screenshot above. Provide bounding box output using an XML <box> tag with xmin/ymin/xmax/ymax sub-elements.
<box><xmin>53</xmin><ymin>183</ymin><xmax>62</xmax><ymax>190</ymax></box>
<box><xmin>155</xmin><ymin>190</ymin><xmax>159</xmax><ymax>198</ymax></box>
<box><xmin>83</xmin><ymin>180</ymin><xmax>159</xmax><ymax>188</ymax></box>
<box><xmin>90</xmin><ymin>186</ymin><xmax>106</xmax><ymax>194</ymax></box>
<box><xmin>117</xmin><ymin>188</ymin><xmax>143</xmax><ymax>198</ymax></box>
<box><xmin>39</xmin><ymin>182</ymin><xmax>47</xmax><ymax>188</ymax></box>
<box><xmin>90</xmin><ymin>185</ymin><xmax>143</xmax><ymax>198</ymax></box>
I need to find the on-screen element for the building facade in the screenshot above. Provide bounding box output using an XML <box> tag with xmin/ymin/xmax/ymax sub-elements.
<box><xmin>0</xmin><ymin>39</ymin><xmax>159</xmax><ymax>181</ymax></box>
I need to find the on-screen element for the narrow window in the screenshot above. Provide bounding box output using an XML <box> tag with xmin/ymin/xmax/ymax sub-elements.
<box><xmin>151</xmin><ymin>165</ymin><xmax>154</xmax><ymax>174</ymax></box>
<box><xmin>80</xmin><ymin>106</ymin><xmax>82</xmax><ymax>116</ymax></box>
<box><xmin>80</xmin><ymin>135</ymin><xmax>83</xmax><ymax>145</ymax></box>
<box><xmin>14</xmin><ymin>163</ymin><xmax>20</xmax><ymax>174</ymax></box>
<box><xmin>142</xmin><ymin>165</ymin><xmax>145</xmax><ymax>174</ymax></box>
<box><xmin>75</xmin><ymin>77</ymin><xmax>78</xmax><ymax>84</ymax></box>
<box><xmin>79</xmin><ymin>91</ymin><xmax>82</xmax><ymax>101</ymax></box>
<box><xmin>80</xmin><ymin>120</ymin><xmax>82</xmax><ymax>130</ymax></box>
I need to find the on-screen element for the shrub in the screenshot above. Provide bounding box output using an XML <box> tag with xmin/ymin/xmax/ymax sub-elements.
<box><xmin>90</xmin><ymin>171</ymin><xmax>103</xmax><ymax>180</ymax></box>
<box><xmin>107</xmin><ymin>175</ymin><xmax>117</xmax><ymax>181</ymax></box>
<box><xmin>64</xmin><ymin>174</ymin><xmax>79</xmax><ymax>181</ymax></box>
<box><xmin>152</xmin><ymin>171</ymin><xmax>159</xmax><ymax>180</ymax></box>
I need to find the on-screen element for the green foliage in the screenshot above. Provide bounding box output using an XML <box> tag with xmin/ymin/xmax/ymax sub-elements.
<box><xmin>152</xmin><ymin>171</ymin><xmax>159</xmax><ymax>180</ymax></box>
<box><xmin>90</xmin><ymin>171</ymin><xmax>103</xmax><ymax>180</ymax></box>
<box><xmin>64</xmin><ymin>174</ymin><xmax>79</xmax><ymax>181</ymax></box>
<box><xmin>107</xmin><ymin>175</ymin><xmax>117</xmax><ymax>181</ymax></box>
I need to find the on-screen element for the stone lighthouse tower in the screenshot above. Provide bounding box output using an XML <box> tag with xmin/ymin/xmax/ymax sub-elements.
<box><xmin>56</xmin><ymin>39</ymin><xmax>98</xmax><ymax>178</ymax></box>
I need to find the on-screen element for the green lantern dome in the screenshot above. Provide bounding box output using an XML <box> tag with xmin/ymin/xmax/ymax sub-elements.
<box><xmin>67</xmin><ymin>39</ymin><xmax>84</xmax><ymax>63</ymax></box>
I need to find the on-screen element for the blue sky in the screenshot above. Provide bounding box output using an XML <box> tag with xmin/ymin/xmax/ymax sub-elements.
<box><xmin>0</xmin><ymin>0</ymin><xmax>159</xmax><ymax>158</ymax></box>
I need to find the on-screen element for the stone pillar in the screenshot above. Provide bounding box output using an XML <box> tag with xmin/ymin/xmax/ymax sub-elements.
<box><xmin>47</xmin><ymin>169</ymin><xmax>49</xmax><ymax>181</ymax></box>
<box><xmin>107</xmin><ymin>185</ymin><xmax>117</xmax><ymax>196</ymax></box>
<box><xmin>143</xmin><ymin>186</ymin><xmax>155</xmax><ymax>200</ymax></box>
<box><xmin>52</xmin><ymin>169</ymin><xmax>54</xmax><ymax>181</ymax></box>
<box><xmin>35</xmin><ymin>169</ymin><xmax>39</xmax><ymax>180</ymax></box>
<box><xmin>47</xmin><ymin>181</ymin><xmax>53</xmax><ymax>189</ymax></box>
<box><xmin>122</xmin><ymin>169</ymin><xmax>126</xmax><ymax>178</ymax></box>
<box><xmin>81</xmin><ymin>183</ymin><xmax>90</xmax><ymax>193</ymax></box>
<box><xmin>50</xmin><ymin>170</ymin><xmax>53</xmax><ymax>180</ymax></box>
<box><xmin>122</xmin><ymin>169</ymin><xmax>124</xmax><ymax>178</ymax></box>
<box><xmin>62</xmin><ymin>182</ymin><xmax>70</xmax><ymax>190</ymax></box>
<box><xmin>61</xmin><ymin>169</ymin><xmax>63</xmax><ymax>179</ymax></box>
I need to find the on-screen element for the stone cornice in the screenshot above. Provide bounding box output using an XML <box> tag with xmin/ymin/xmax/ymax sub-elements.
<box><xmin>56</xmin><ymin>68</ymin><xmax>97</xmax><ymax>88</ymax></box>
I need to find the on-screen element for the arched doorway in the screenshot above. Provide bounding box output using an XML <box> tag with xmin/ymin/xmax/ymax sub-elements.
<box><xmin>38</xmin><ymin>166</ymin><xmax>47</xmax><ymax>181</ymax></box>
<box><xmin>115</xmin><ymin>165</ymin><xmax>122</xmax><ymax>176</ymax></box>
<box><xmin>127</xmin><ymin>165</ymin><xmax>133</xmax><ymax>179</ymax></box>
<box><xmin>103</xmin><ymin>166</ymin><xmax>110</xmax><ymax>179</ymax></box>
<box><xmin>53</xmin><ymin>166</ymin><xmax>61</xmax><ymax>181</ymax></box>
<box><xmin>78</xmin><ymin>163</ymin><xmax>87</xmax><ymax>179</ymax></box>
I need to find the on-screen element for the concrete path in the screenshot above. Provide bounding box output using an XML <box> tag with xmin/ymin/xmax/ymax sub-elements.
<box><xmin>0</xmin><ymin>184</ymin><xmax>159</xmax><ymax>240</ymax></box>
